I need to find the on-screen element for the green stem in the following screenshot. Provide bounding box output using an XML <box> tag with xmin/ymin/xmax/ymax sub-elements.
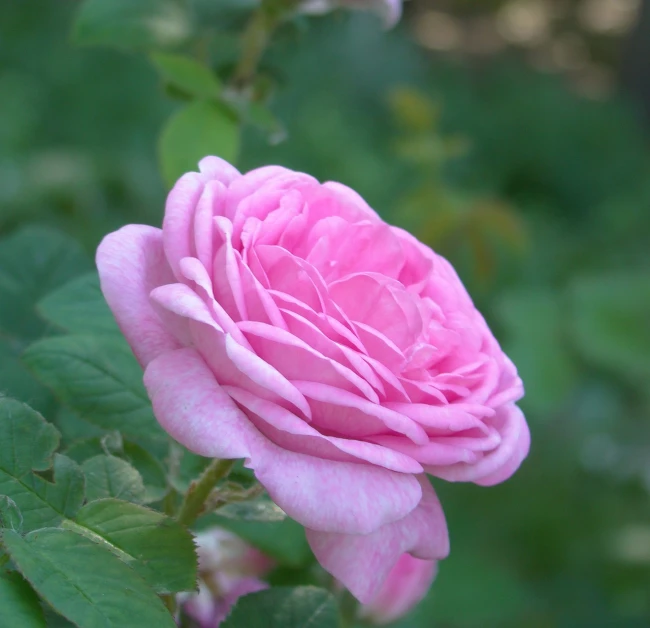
<box><xmin>231</xmin><ymin>0</ymin><xmax>299</xmax><ymax>88</ymax></box>
<box><xmin>176</xmin><ymin>458</ymin><xmax>235</xmax><ymax>527</ymax></box>
<box><xmin>162</xmin><ymin>592</ymin><xmax>177</xmax><ymax>617</ymax></box>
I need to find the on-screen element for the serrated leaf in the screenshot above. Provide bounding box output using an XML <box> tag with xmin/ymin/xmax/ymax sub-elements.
<box><xmin>82</xmin><ymin>455</ymin><xmax>146</xmax><ymax>503</ymax></box>
<box><xmin>69</xmin><ymin>498</ymin><xmax>197</xmax><ymax>594</ymax></box>
<box><xmin>150</xmin><ymin>52</ymin><xmax>221</xmax><ymax>100</ymax></box>
<box><xmin>159</xmin><ymin>100</ymin><xmax>239</xmax><ymax>188</ymax></box>
<box><xmin>213</xmin><ymin>515</ymin><xmax>311</xmax><ymax>567</ymax></box>
<box><xmin>0</xmin><ymin>398</ymin><xmax>84</xmax><ymax>531</ymax></box>
<box><xmin>0</xmin><ymin>572</ymin><xmax>46</xmax><ymax>628</ymax></box>
<box><xmin>23</xmin><ymin>334</ymin><xmax>165</xmax><ymax>444</ymax></box>
<box><xmin>2</xmin><ymin>528</ymin><xmax>176</xmax><ymax>628</ymax></box>
<box><xmin>0</xmin><ymin>226</ymin><xmax>91</xmax><ymax>343</ymax></box>
<box><xmin>72</xmin><ymin>0</ymin><xmax>192</xmax><ymax>50</ymax></box>
<box><xmin>66</xmin><ymin>439</ymin><xmax>167</xmax><ymax>504</ymax></box>
<box><xmin>37</xmin><ymin>272</ymin><xmax>120</xmax><ymax>337</ymax></box>
<box><xmin>222</xmin><ymin>586</ymin><xmax>339</xmax><ymax>628</ymax></box>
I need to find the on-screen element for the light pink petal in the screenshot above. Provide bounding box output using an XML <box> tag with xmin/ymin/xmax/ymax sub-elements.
<box><xmin>307</xmin><ymin>476</ymin><xmax>449</xmax><ymax>603</ymax></box>
<box><xmin>143</xmin><ymin>347</ymin><xmax>255</xmax><ymax>458</ymax></box>
<box><xmin>193</xmin><ymin>180</ymin><xmax>226</xmax><ymax>272</ymax></box>
<box><xmin>224</xmin><ymin>386</ymin><xmax>422</xmax><ymax>473</ymax></box>
<box><xmin>96</xmin><ymin>225</ymin><xmax>180</xmax><ymax>367</ymax></box>
<box><xmin>368</xmin><ymin>435</ymin><xmax>481</xmax><ymax>466</ymax></box>
<box><xmin>246</xmin><ymin>434</ymin><xmax>423</xmax><ymax>535</ymax></box>
<box><xmin>383</xmin><ymin>402</ymin><xmax>493</xmax><ymax>434</ymax></box>
<box><xmin>238</xmin><ymin>320</ymin><xmax>379</xmax><ymax>402</ymax></box>
<box><xmin>163</xmin><ymin>172</ymin><xmax>204</xmax><ymax>279</ymax></box>
<box><xmin>213</xmin><ymin>217</ymin><xmax>247</xmax><ymax>321</ymax></box>
<box><xmin>360</xmin><ymin>555</ymin><xmax>437</xmax><ymax>624</ymax></box>
<box><xmin>198</xmin><ymin>155</ymin><xmax>241</xmax><ymax>186</ymax></box>
<box><xmin>426</xmin><ymin>404</ymin><xmax>530</xmax><ymax>484</ymax></box>
<box><xmin>294</xmin><ymin>381</ymin><xmax>428</xmax><ymax>444</ymax></box>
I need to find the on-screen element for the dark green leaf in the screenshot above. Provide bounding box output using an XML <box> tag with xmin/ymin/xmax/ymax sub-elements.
<box><xmin>0</xmin><ymin>495</ymin><xmax>23</xmax><ymax>531</ymax></box>
<box><xmin>159</xmin><ymin>101</ymin><xmax>239</xmax><ymax>188</ymax></box>
<box><xmin>222</xmin><ymin>586</ymin><xmax>339</xmax><ymax>628</ymax></box>
<box><xmin>150</xmin><ymin>52</ymin><xmax>221</xmax><ymax>100</ymax></box>
<box><xmin>0</xmin><ymin>226</ymin><xmax>91</xmax><ymax>343</ymax></box>
<box><xmin>23</xmin><ymin>334</ymin><xmax>165</xmax><ymax>443</ymax></box>
<box><xmin>37</xmin><ymin>272</ymin><xmax>120</xmax><ymax>337</ymax></box>
<box><xmin>70</xmin><ymin>498</ymin><xmax>197</xmax><ymax>594</ymax></box>
<box><xmin>72</xmin><ymin>0</ymin><xmax>192</xmax><ymax>50</ymax></box>
<box><xmin>0</xmin><ymin>339</ymin><xmax>54</xmax><ymax>415</ymax></box>
<box><xmin>0</xmin><ymin>572</ymin><xmax>46</xmax><ymax>628</ymax></box>
<box><xmin>82</xmin><ymin>455</ymin><xmax>146</xmax><ymax>503</ymax></box>
<box><xmin>66</xmin><ymin>439</ymin><xmax>167</xmax><ymax>504</ymax></box>
<box><xmin>0</xmin><ymin>398</ymin><xmax>84</xmax><ymax>531</ymax></box>
<box><xmin>2</xmin><ymin>528</ymin><xmax>176</xmax><ymax>628</ymax></box>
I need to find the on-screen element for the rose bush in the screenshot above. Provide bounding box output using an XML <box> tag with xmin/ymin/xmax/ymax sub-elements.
<box><xmin>359</xmin><ymin>554</ymin><xmax>437</xmax><ymax>624</ymax></box>
<box><xmin>97</xmin><ymin>157</ymin><xmax>529</xmax><ymax>601</ymax></box>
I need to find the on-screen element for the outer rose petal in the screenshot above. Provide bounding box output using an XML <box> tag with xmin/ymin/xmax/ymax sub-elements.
<box><xmin>307</xmin><ymin>476</ymin><xmax>448</xmax><ymax>602</ymax></box>
<box><xmin>360</xmin><ymin>555</ymin><xmax>437</xmax><ymax>625</ymax></box>
<box><xmin>246</xmin><ymin>434</ymin><xmax>423</xmax><ymax>535</ymax></box>
<box><xmin>96</xmin><ymin>225</ymin><xmax>180</xmax><ymax>367</ymax></box>
<box><xmin>143</xmin><ymin>347</ymin><xmax>256</xmax><ymax>459</ymax></box>
<box><xmin>426</xmin><ymin>404</ymin><xmax>530</xmax><ymax>484</ymax></box>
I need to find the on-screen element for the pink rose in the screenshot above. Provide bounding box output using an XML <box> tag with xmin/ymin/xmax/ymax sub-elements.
<box><xmin>96</xmin><ymin>157</ymin><xmax>529</xmax><ymax>602</ymax></box>
<box><xmin>359</xmin><ymin>554</ymin><xmax>437</xmax><ymax>624</ymax></box>
<box><xmin>299</xmin><ymin>0</ymin><xmax>402</xmax><ymax>28</ymax></box>
<box><xmin>178</xmin><ymin>527</ymin><xmax>274</xmax><ymax>628</ymax></box>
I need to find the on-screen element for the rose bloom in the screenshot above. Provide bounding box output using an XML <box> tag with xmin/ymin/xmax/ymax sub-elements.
<box><xmin>299</xmin><ymin>0</ymin><xmax>402</xmax><ymax>28</ymax></box>
<box><xmin>359</xmin><ymin>554</ymin><xmax>437</xmax><ymax>624</ymax></box>
<box><xmin>97</xmin><ymin>157</ymin><xmax>529</xmax><ymax>602</ymax></box>
<box><xmin>178</xmin><ymin>527</ymin><xmax>274</xmax><ymax>627</ymax></box>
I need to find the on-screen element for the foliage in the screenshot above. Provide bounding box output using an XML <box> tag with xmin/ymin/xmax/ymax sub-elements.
<box><xmin>1</xmin><ymin>0</ymin><xmax>650</xmax><ymax>625</ymax></box>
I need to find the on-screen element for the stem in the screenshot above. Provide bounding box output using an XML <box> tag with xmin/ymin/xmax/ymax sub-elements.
<box><xmin>162</xmin><ymin>593</ymin><xmax>177</xmax><ymax>617</ymax></box>
<box><xmin>176</xmin><ymin>458</ymin><xmax>235</xmax><ymax>527</ymax></box>
<box><xmin>231</xmin><ymin>0</ymin><xmax>299</xmax><ymax>88</ymax></box>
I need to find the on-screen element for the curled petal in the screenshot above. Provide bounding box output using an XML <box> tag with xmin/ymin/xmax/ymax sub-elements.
<box><xmin>307</xmin><ymin>476</ymin><xmax>448</xmax><ymax>602</ymax></box>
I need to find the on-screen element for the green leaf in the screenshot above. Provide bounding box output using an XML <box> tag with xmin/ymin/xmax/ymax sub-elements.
<box><xmin>0</xmin><ymin>572</ymin><xmax>46</xmax><ymax>628</ymax></box>
<box><xmin>0</xmin><ymin>495</ymin><xmax>23</xmax><ymax>531</ymax></box>
<box><xmin>150</xmin><ymin>52</ymin><xmax>221</xmax><ymax>100</ymax></box>
<box><xmin>213</xmin><ymin>515</ymin><xmax>311</xmax><ymax>567</ymax></box>
<box><xmin>0</xmin><ymin>339</ymin><xmax>54</xmax><ymax>416</ymax></box>
<box><xmin>69</xmin><ymin>498</ymin><xmax>197</xmax><ymax>594</ymax></box>
<box><xmin>66</xmin><ymin>439</ymin><xmax>167</xmax><ymax>504</ymax></box>
<box><xmin>72</xmin><ymin>0</ymin><xmax>192</xmax><ymax>50</ymax></box>
<box><xmin>0</xmin><ymin>398</ymin><xmax>84</xmax><ymax>531</ymax></box>
<box><xmin>82</xmin><ymin>455</ymin><xmax>146</xmax><ymax>503</ymax></box>
<box><xmin>38</xmin><ymin>272</ymin><xmax>120</xmax><ymax>337</ymax></box>
<box><xmin>1</xmin><ymin>528</ymin><xmax>176</xmax><ymax>628</ymax></box>
<box><xmin>23</xmin><ymin>334</ymin><xmax>165</xmax><ymax>444</ymax></box>
<box><xmin>495</xmin><ymin>289</ymin><xmax>577</xmax><ymax>414</ymax></box>
<box><xmin>53</xmin><ymin>408</ymin><xmax>105</xmax><ymax>444</ymax></box>
<box><xmin>159</xmin><ymin>100</ymin><xmax>239</xmax><ymax>188</ymax></box>
<box><xmin>222</xmin><ymin>586</ymin><xmax>339</xmax><ymax>628</ymax></box>
<box><xmin>569</xmin><ymin>271</ymin><xmax>650</xmax><ymax>385</ymax></box>
<box><xmin>0</xmin><ymin>226</ymin><xmax>91</xmax><ymax>343</ymax></box>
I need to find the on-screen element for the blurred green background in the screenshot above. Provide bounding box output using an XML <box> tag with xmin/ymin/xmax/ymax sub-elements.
<box><xmin>2</xmin><ymin>0</ymin><xmax>650</xmax><ymax>626</ymax></box>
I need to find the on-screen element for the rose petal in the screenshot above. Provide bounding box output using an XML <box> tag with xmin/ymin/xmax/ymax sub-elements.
<box><xmin>307</xmin><ymin>475</ymin><xmax>449</xmax><ymax>602</ymax></box>
<box><xmin>246</xmin><ymin>434</ymin><xmax>423</xmax><ymax>535</ymax></box>
<box><xmin>143</xmin><ymin>347</ymin><xmax>255</xmax><ymax>458</ymax></box>
<box><xmin>96</xmin><ymin>225</ymin><xmax>180</xmax><ymax>367</ymax></box>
